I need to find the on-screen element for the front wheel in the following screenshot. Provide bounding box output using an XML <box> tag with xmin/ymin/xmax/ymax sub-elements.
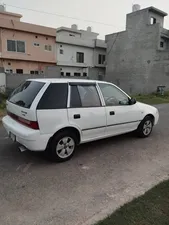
<box><xmin>46</xmin><ymin>131</ymin><xmax>77</xmax><ymax>162</ymax></box>
<box><xmin>136</xmin><ymin>116</ymin><xmax>154</xmax><ymax>138</ymax></box>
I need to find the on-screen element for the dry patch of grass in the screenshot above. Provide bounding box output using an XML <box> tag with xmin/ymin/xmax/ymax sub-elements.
<box><xmin>0</xmin><ymin>96</ymin><xmax>6</xmax><ymax>124</ymax></box>
<box><xmin>0</xmin><ymin>109</ymin><xmax>5</xmax><ymax>124</ymax></box>
<box><xmin>0</xmin><ymin>109</ymin><xmax>5</xmax><ymax>119</ymax></box>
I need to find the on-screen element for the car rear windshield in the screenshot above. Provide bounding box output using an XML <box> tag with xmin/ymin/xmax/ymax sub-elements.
<box><xmin>8</xmin><ymin>81</ymin><xmax>45</xmax><ymax>108</ymax></box>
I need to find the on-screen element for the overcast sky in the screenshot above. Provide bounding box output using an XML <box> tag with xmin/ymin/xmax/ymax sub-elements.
<box><xmin>3</xmin><ymin>0</ymin><xmax>169</xmax><ymax>38</ymax></box>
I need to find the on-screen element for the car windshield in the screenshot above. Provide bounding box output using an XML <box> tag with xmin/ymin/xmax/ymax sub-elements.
<box><xmin>8</xmin><ymin>81</ymin><xmax>44</xmax><ymax>108</ymax></box>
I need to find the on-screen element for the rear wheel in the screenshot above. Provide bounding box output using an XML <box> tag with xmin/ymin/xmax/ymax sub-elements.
<box><xmin>137</xmin><ymin>116</ymin><xmax>154</xmax><ymax>138</ymax></box>
<box><xmin>46</xmin><ymin>131</ymin><xmax>77</xmax><ymax>162</ymax></box>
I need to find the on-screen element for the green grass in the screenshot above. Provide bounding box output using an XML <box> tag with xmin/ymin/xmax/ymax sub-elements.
<box><xmin>94</xmin><ymin>180</ymin><xmax>169</xmax><ymax>225</ymax></box>
<box><xmin>0</xmin><ymin>100</ymin><xmax>6</xmax><ymax>110</ymax></box>
<box><xmin>0</xmin><ymin>94</ymin><xmax>6</xmax><ymax>123</ymax></box>
<box><xmin>0</xmin><ymin>109</ymin><xmax>5</xmax><ymax>124</ymax></box>
<box><xmin>0</xmin><ymin>108</ymin><xmax>5</xmax><ymax>119</ymax></box>
<box><xmin>133</xmin><ymin>93</ymin><xmax>169</xmax><ymax>105</ymax></box>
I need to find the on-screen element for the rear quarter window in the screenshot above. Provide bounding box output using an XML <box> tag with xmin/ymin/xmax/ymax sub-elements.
<box><xmin>8</xmin><ymin>81</ymin><xmax>45</xmax><ymax>108</ymax></box>
<box><xmin>37</xmin><ymin>83</ymin><xmax>68</xmax><ymax>109</ymax></box>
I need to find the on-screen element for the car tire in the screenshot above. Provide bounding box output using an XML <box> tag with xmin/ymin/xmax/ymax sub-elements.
<box><xmin>136</xmin><ymin>116</ymin><xmax>154</xmax><ymax>138</ymax></box>
<box><xmin>46</xmin><ymin>131</ymin><xmax>78</xmax><ymax>162</ymax></box>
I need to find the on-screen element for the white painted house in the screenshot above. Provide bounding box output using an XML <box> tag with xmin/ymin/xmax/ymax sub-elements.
<box><xmin>56</xmin><ymin>25</ymin><xmax>106</xmax><ymax>78</ymax></box>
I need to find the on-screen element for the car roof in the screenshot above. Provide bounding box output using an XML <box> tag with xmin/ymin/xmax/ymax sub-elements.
<box><xmin>27</xmin><ymin>78</ymin><xmax>111</xmax><ymax>84</ymax></box>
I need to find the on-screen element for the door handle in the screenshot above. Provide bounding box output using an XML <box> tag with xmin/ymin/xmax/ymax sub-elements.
<box><xmin>74</xmin><ymin>114</ymin><xmax>81</xmax><ymax>119</ymax></box>
<box><xmin>109</xmin><ymin>111</ymin><xmax>115</xmax><ymax>115</ymax></box>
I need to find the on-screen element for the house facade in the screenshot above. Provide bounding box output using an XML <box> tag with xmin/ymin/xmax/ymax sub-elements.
<box><xmin>56</xmin><ymin>25</ymin><xmax>106</xmax><ymax>78</ymax></box>
<box><xmin>106</xmin><ymin>6</ymin><xmax>169</xmax><ymax>94</ymax></box>
<box><xmin>0</xmin><ymin>6</ymin><xmax>56</xmax><ymax>74</ymax></box>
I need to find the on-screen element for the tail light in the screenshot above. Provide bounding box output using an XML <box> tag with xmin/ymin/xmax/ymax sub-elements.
<box><xmin>7</xmin><ymin>111</ymin><xmax>39</xmax><ymax>130</ymax></box>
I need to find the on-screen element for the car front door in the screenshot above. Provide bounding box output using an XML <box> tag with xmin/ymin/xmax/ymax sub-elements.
<box><xmin>68</xmin><ymin>83</ymin><xmax>106</xmax><ymax>143</ymax></box>
<box><xmin>98</xmin><ymin>83</ymin><xmax>142</xmax><ymax>136</ymax></box>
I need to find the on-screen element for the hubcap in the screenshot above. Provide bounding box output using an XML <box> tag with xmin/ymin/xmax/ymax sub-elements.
<box><xmin>143</xmin><ymin>120</ymin><xmax>152</xmax><ymax>136</ymax></box>
<box><xmin>56</xmin><ymin>137</ymin><xmax>75</xmax><ymax>159</ymax></box>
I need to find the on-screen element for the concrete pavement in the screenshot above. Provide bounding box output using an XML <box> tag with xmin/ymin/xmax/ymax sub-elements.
<box><xmin>0</xmin><ymin>104</ymin><xmax>169</xmax><ymax>225</ymax></box>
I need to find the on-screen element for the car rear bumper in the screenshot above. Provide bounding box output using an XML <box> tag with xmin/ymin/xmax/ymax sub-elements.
<box><xmin>2</xmin><ymin>115</ymin><xmax>50</xmax><ymax>151</ymax></box>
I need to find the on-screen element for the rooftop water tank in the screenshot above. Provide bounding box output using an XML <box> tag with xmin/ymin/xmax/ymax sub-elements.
<box><xmin>87</xmin><ymin>26</ymin><xmax>92</xmax><ymax>32</ymax></box>
<box><xmin>0</xmin><ymin>4</ymin><xmax>5</xmax><ymax>12</ymax></box>
<box><xmin>132</xmin><ymin>4</ymin><xmax>141</xmax><ymax>12</ymax></box>
<box><xmin>71</xmin><ymin>24</ymin><xmax>78</xmax><ymax>30</ymax></box>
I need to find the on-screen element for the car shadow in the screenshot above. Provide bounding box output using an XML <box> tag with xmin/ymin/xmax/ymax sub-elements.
<box><xmin>0</xmin><ymin>141</ymin><xmax>49</xmax><ymax>164</ymax></box>
<box><xmin>75</xmin><ymin>132</ymin><xmax>136</xmax><ymax>157</ymax></box>
<box><xmin>0</xmin><ymin>132</ymin><xmax>138</xmax><ymax>167</ymax></box>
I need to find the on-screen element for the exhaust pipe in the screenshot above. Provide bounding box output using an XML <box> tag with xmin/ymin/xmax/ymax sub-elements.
<box><xmin>19</xmin><ymin>146</ymin><xmax>27</xmax><ymax>152</ymax></box>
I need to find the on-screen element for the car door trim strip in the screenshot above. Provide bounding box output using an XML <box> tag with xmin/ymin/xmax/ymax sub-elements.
<box><xmin>107</xmin><ymin>120</ymin><xmax>141</xmax><ymax>127</ymax></box>
<box><xmin>82</xmin><ymin>120</ymin><xmax>141</xmax><ymax>131</ymax></box>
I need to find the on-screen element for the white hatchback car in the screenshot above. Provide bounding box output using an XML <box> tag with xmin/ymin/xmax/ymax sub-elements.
<box><xmin>2</xmin><ymin>79</ymin><xmax>159</xmax><ymax>162</ymax></box>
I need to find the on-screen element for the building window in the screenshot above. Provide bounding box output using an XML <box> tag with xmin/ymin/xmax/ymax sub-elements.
<box><xmin>98</xmin><ymin>54</ymin><xmax>106</xmax><ymax>64</ymax></box>
<box><xmin>6</xmin><ymin>69</ymin><xmax>13</xmax><ymax>73</ymax></box>
<box><xmin>30</xmin><ymin>71</ymin><xmax>39</xmax><ymax>74</ymax></box>
<box><xmin>35</xmin><ymin>36</ymin><xmax>38</xmax><ymax>39</ymax></box>
<box><xmin>8</xmin><ymin>62</ymin><xmax>11</xmax><ymax>65</ymax></box>
<box><xmin>16</xmin><ymin>69</ymin><xmax>23</xmax><ymax>74</ymax></box>
<box><xmin>17</xmin><ymin>41</ymin><xmax>25</xmax><ymax>53</ymax></box>
<box><xmin>7</xmin><ymin>40</ymin><xmax>16</xmax><ymax>52</ymax></box>
<box><xmin>151</xmin><ymin>17</ymin><xmax>156</xmax><ymax>24</ymax></box>
<box><xmin>76</xmin><ymin>52</ymin><xmax>84</xmax><ymax>63</ymax></box>
<box><xmin>160</xmin><ymin>41</ymin><xmax>164</xmax><ymax>48</ymax></box>
<box><xmin>74</xmin><ymin>72</ymin><xmax>81</xmax><ymax>76</ymax></box>
<box><xmin>34</xmin><ymin>43</ymin><xmax>40</xmax><ymax>47</ymax></box>
<box><xmin>45</xmin><ymin>45</ymin><xmax>52</xmax><ymax>51</ymax></box>
<box><xmin>61</xmin><ymin>72</ymin><xmax>64</xmax><ymax>76</ymax></box>
<box><xmin>69</xmin><ymin>34</ymin><xmax>75</xmax><ymax>37</ymax></box>
<box><xmin>7</xmin><ymin>40</ymin><xmax>25</xmax><ymax>53</ymax></box>
<box><xmin>60</xmin><ymin>49</ymin><xmax>64</xmax><ymax>54</ymax></box>
<box><xmin>60</xmin><ymin>45</ymin><xmax>62</xmax><ymax>47</ymax></box>
<box><xmin>83</xmin><ymin>72</ymin><xmax>87</xmax><ymax>77</ymax></box>
<box><xmin>46</xmin><ymin>37</ymin><xmax>48</xmax><ymax>40</ymax></box>
<box><xmin>66</xmin><ymin>72</ymin><xmax>71</xmax><ymax>76</ymax></box>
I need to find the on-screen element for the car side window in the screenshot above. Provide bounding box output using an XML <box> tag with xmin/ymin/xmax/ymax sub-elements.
<box><xmin>70</xmin><ymin>84</ymin><xmax>101</xmax><ymax>108</ymax></box>
<box><xmin>99</xmin><ymin>83</ymin><xmax>129</xmax><ymax>106</ymax></box>
<box><xmin>70</xmin><ymin>85</ymin><xmax>82</xmax><ymax>108</ymax></box>
<box><xmin>37</xmin><ymin>83</ymin><xmax>68</xmax><ymax>109</ymax></box>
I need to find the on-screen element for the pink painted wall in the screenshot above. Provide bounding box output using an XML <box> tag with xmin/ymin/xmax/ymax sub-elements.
<box><xmin>2</xmin><ymin>59</ymin><xmax>55</xmax><ymax>74</ymax></box>
<box><xmin>1</xmin><ymin>29</ymin><xmax>56</xmax><ymax>63</ymax></box>
<box><xmin>0</xmin><ymin>11</ymin><xmax>57</xmax><ymax>74</ymax></box>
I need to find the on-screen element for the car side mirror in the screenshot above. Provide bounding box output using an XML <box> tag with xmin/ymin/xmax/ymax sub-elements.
<box><xmin>129</xmin><ymin>97</ymin><xmax>136</xmax><ymax>105</ymax></box>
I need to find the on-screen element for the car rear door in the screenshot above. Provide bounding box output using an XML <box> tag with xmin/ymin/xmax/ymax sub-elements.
<box><xmin>68</xmin><ymin>82</ymin><xmax>106</xmax><ymax>143</ymax></box>
<box><xmin>36</xmin><ymin>83</ymin><xmax>69</xmax><ymax>135</ymax></box>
